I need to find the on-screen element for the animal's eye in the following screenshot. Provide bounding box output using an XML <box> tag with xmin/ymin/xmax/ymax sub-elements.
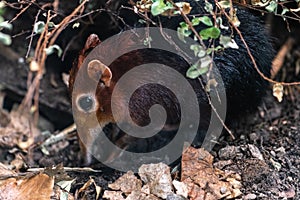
<box><xmin>76</xmin><ymin>95</ymin><xmax>95</xmax><ymax>113</ymax></box>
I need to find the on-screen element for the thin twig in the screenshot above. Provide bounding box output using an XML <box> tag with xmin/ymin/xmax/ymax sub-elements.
<box><xmin>271</xmin><ymin>37</ymin><xmax>295</xmax><ymax>79</ymax></box>
<box><xmin>8</xmin><ymin>1</ymin><xmax>34</xmax><ymax>24</ymax></box>
<box><xmin>27</xmin><ymin>167</ymin><xmax>102</xmax><ymax>173</ymax></box>
<box><xmin>25</xmin><ymin>9</ymin><xmax>41</xmax><ymax>58</ymax></box>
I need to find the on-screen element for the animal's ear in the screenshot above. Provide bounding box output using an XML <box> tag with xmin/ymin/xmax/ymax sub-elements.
<box><xmin>87</xmin><ymin>59</ymin><xmax>112</xmax><ymax>87</ymax></box>
<box><xmin>84</xmin><ymin>34</ymin><xmax>101</xmax><ymax>52</ymax></box>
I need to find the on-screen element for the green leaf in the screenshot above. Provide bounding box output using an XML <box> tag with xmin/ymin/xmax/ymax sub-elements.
<box><xmin>0</xmin><ymin>2</ymin><xmax>5</xmax><ymax>16</ymax></box>
<box><xmin>34</xmin><ymin>21</ymin><xmax>45</xmax><ymax>34</ymax></box>
<box><xmin>218</xmin><ymin>0</ymin><xmax>231</xmax><ymax>9</ymax></box>
<box><xmin>231</xmin><ymin>12</ymin><xmax>240</xmax><ymax>27</ymax></box>
<box><xmin>0</xmin><ymin>21</ymin><xmax>12</xmax><ymax>30</ymax></box>
<box><xmin>0</xmin><ymin>32</ymin><xmax>11</xmax><ymax>45</ymax></box>
<box><xmin>45</xmin><ymin>44</ymin><xmax>63</xmax><ymax>57</ymax></box>
<box><xmin>165</xmin><ymin>1</ymin><xmax>174</xmax><ymax>9</ymax></box>
<box><xmin>266</xmin><ymin>1</ymin><xmax>278</xmax><ymax>12</ymax></box>
<box><xmin>190</xmin><ymin>44</ymin><xmax>206</xmax><ymax>57</ymax></box>
<box><xmin>138</xmin><ymin>19</ymin><xmax>147</xmax><ymax>24</ymax></box>
<box><xmin>206</xmin><ymin>78</ymin><xmax>218</xmax><ymax>92</ymax></box>
<box><xmin>213</xmin><ymin>45</ymin><xmax>223</xmax><ymax>51</ymax></box>
<box><xmin>206</xmin><ymin>45</ymin><xmax>223</xmax><ymax>55</ymax></box>
<box><xmin>220</xmin><ymin>35</ymin><xmax>239</xmax><ymax>49</ymax></box>
<box><xmin>200</xmin><ymin>27</ymin><xmax>221</xmax><ymax>40</ymax></box>
<box><xmin>177</xmin><ymin>22</ymin><xmax>192</xmax><ymax>42</ymax></box>
<box><xmin>192</xmin><ymin>18</ymin><xmax>201</xmax><ymax>26</ymax></box>
<box><xmin>216</xmin><ymin>17</ymin><xmax>229</xmax><ymax>30</ymax></box>
<box><xmin>179</xmin><ymin>21</ymin><xmax>189</xmax><ymax>28</ymax></box>
<box><xmin>143</xmin><ymin>36</ymin><xmax>152</xmax><ymax>46</ymax></box>
<box><xmin>204</xmin><ymin>1</ymin><xmax>213</xmax><ymax>13</ymax></box>
<box><xmin>281</xmin><ymin>7</ymin><xmax>289</xmax><ymax>15</ymax></box>
<box><xmin>0</xmin><ymin>2</ymin><xmax>5</xmax><ymax>9</ymax></box>
<box><xmin>206</xmin><ymin>48</ymin><xmax>213</xmax><ymax>55</ymax></box>
<box><xmin>48</xmin><ymin>22</ymin><xmax>56</xmax><ymax>28</ymax></box>
<box><xmin>187</xmin><ymin>65</ymin><xmax>209</xmax><ymax>79</ymax></box>
<box><xmin>186</xmin><ymin>56</ymin><xmax>211</xmax><ymax>79</ymax></box>
<box><xmin>199</xmin><ymin>55</ymin><xmax>212</xmax><ymax>68</ymax></box>
<box><xmin>72</xmin><ymin>22</ymin><xmax>80</xmax><ymax>29</ymax></box>
<box><xmin>200</xmin><ymin>16</ymin><xmax>213</xmax><ymax>26</ymax></box>
<box><xmin>151</xmin><ymin>0</ymin><xmax>173</xmax><ymax>16</ymax></box>
<box><xmin>192</xmin><ymin>16</ymin><xmax>213</xmax><ymax>27</ymax></box>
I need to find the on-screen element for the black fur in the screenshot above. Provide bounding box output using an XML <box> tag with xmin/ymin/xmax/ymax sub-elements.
<box><xmin>104</xmin><ymin>1</ymin><xmax>274</xmax><ymax>152</ymax></box>
<box><xmin>73</xmin><ymin>0</ymin><xmax>274</xmax><ymax>162</ymax></box>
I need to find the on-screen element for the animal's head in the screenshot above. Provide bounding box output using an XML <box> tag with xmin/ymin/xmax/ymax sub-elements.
<box><xmin>69</xmin><ymin>37</ymin><xmax>116</xmax><ymax>131</ymax></box>
<box><xmin>69</xmin><ymin>33</ymin><xmax>140</xmax><ymax>131</ymax></box>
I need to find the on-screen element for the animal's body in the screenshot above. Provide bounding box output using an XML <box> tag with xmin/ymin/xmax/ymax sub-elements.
<box><xmin>69</xmin><ymin>0</ymin><xmax>274</xmax><ymax>165</ymax></box>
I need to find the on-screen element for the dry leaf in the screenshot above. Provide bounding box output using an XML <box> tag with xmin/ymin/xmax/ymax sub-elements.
<box><xmin>126</xmin><ymin>190</ymin><xmax>160</xmax><ymax>200</ymax></box>
<box><xmin>108</xmin><ymin>171</ymin><xmax>142</xmax><ymax>195</ymax></box>
<box><xmin>0</xmin><ymin>109</ymin><xmax>39</xmax><ymax>149</ymax></box>
<box><xmin>0</xmin><ymin>173</ymin><xmax>54</xmax><ymax>200</ymax></box>
<box><xmin>181</xmin><ymin>147</ymin><xmax>242</xmax><ymax>200</ymax></box>
<box><xmin>138</xmin><ymin>163</ymin><xmax>173</xmax><ymax>199</ymax></box>
<box><xmin>53</xmin><ymin>185</ymin><xmax>75</xmax><ymax>200</ymax></box>
<box><xmin>0</xmin><ymin>162</ymin><xmax>16</xmax><ymax>177</ymax></box>
<box><xmin>273</xmin><ymin>83</ymin><xmax>284</xmax><ymax>102</ymax></box>
<box><xmin>173</xmin><ymin>180</ymin><xmax>188</xmax><ymax>198</ymax></box>
<box><xmin>103</xmin><ymin>190</ymin><xmax>125</xmax><ymax>200</ymax></box>
<box><xmin>162</xmin><ymin>2</ymin><xmax>192</xmax><ymax>16</ymax></box>
<box><xmin>78</xmin><ymin>178</ymin><xmax>94</xmax><ymax>194</ymax></box>
<box><xmin>10</xmin><ymin>154</ymin><xmax>26</xmax><ymax>171</ymax></box>
<box><xmin>179</xmin><ymin>2</ymin><xmax>192</xmax><ymax>15</ymax></box>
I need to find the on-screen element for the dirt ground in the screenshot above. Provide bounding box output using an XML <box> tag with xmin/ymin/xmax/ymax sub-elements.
<box><xmin>0</xmin><ymin>1</ymin><xmax>299</xmax><ymax>199</ymax></box>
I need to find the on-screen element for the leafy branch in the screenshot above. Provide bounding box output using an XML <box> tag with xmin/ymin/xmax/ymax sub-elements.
<box><xmin>18</xmin><ymin>0</ymin><xmax>89</xmax><ymax>124</ymax></box>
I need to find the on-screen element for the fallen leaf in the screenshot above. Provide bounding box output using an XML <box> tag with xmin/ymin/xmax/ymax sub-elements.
<box><xmin>0</xmin><ymin>173</ymin><xmax>54</xmax><ymax>200</ymax></box>
<box><xmin>173</xmin><ymin>180</ymin><xmax>188</xmax><ymax>198</ymax></box>
<box><xmin>273</xmin><ymin>83</ymin><xmax>284</xmax><ymax>102</ymax></box>
<box><xmin>181</xmin><ymin>147</ymin><xmax>242</xmax><ymax>200</ymax></box>
<box><xmin>108</xmin><ymin>171</ymin><xmax>142</xmax><ymax>195</ymax></box>
<box><xmin>103</xmin><ymin>190</ymin><xmax>125</xmax><ymax>200</ymax></box>
<box><xmin>126</xmin><ymin>190</ymin><xmax>160</xmax><ymax>200</ymax></box>
<box><xmin>138</xmin><ymin>163</ymin><xmax>173</xmax><ymax>199</ymax></box>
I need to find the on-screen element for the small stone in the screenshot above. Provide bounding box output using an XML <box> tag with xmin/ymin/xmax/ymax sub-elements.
<box><xmin>249</xmin><ymin>132</ymin><xmax>259</xmax><ymax>142</ymax></box>
<box><xmin>102</xmin><ymin>191</ymin><xmax>124</xmax><ymax>200</ymax></box>
<box><xmin>138</xmin><ymin>163</ymin><xmax>173</xmax><ymax>199</ymax></box>
<box><xmin>287</xmin><ymin>176</ymin><xmax>293</xmax><ymax>181</ymax></box>
<box><xmin>108</xmin><ymin>171</ymin><xmax>142</xmax><ymax>194</ymax></box>
<box><xmin>172</xmin><ymin>180</ymin><xmax>188</xmax><ymax>198</ymax></box>
<box><xmin>248</xmin><ymin>144</ymin><xmax>264</xmax><ymax>161</ymax></box>
<box><xmin>220</xmin><ymin>187</ymin><xmax>227</xmax><ymax>194</ymax></box>
<box><xmin>226</xmin><ymin>178</ymin><xmax>242</xmax><ymax>189</ymax></box>
<box><xmin>270</xmin><ymin>150</ymin><xmax>276</xmax><ymax>157</ymax></box>
<box><xmin>218</xmin><ymin>146</ymin><xmax>237</xmax><ymax>160</ymax></box>
<box><xmin>141</xmin><ymin>185</ymin><xmax>150</xmax><ymax>194</ymax></box>
<box><xmin>274</xmin><ymin>147</ymin><xmax>286</xmax><ymax>157</ymax></box>
<box><xmin>227</xmin><ymin>188</ymin><xmax>242</xmax><ymax>199</ymax></box>
<box><xmin>244</xmin><ymin>193</ymin><xmax>257</xmax><ymax>199</ymax></box>
<box><xmin>166</xmin><ymin>193</ymin><xmax>188</xmax><ymax>200</ymax></box>
<box><xmin>240</xmin><ymin>135</ymin><xmax>246</xmax><ymax>140</ymax></box>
